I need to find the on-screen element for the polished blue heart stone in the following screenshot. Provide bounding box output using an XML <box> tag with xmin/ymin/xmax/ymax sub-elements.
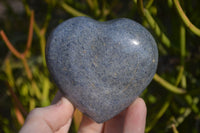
<box><xmin>46</xmin><ymin>16</ymin><xmax>158</xmax><ymax>123</ymax></box>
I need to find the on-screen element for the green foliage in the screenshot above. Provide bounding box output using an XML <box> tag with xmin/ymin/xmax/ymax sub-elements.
<box><xmin>0</xmin><ymin>0</ymin><xmax>200</xmax><ymax>132</ymax></box>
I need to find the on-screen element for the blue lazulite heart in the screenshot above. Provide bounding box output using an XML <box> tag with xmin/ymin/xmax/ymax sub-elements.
<box><xmin>46</xmin><ymin>16</ymin><xmax>158</xmax><ymax>123</ymax></box>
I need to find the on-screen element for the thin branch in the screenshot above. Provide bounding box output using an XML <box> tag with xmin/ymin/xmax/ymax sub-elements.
<box><xmin>1</xmin><ymin>10</ymin><xmax>34</xmax><ymax>59</ymax></box>
<box><xmin>180</xmin><ymin>23</ymin><xmax>186</xmax><ymax>60</ymax></box>
<box><xmin>86</xmin><ymin>0</ymin><xmax>94</xmax><ymax>10</ymax></box>
<box><xmin>22</xmin><ymin>57</ymin><xmax>32</xmax><ymax>80</ymax></box>
<box><xmin>153</xmin><ymin>73</ymin><xmax>186</xmax><ymax>94</ymax></box>
<box><xmin>6</xmin><ymin>82</ymin><xmax>27</xmax><ymax>116</ymax></box>
<box><xmin>0</xmin><ymin>31</ymin><xmax>22</xmax><ymax>59</ymax></box>
<box><xmin>173</xmin><ymin>107</ymin><xmax>191</xmax><ymax>127</ymax></box>
<box><xmin>0</xmin><ymin>31</ymin><xmax>33</xmax><ymax>80</ymax></box>
<box><xmin>14</xmin><ymin>106</ymin><xmax>24</xmax><ymax>125</ymax></box>
<box><xmin>137</xmin><ymin>0</ymin><xmax>145</xmax><ymax>16</ymax></box>
<box><xmin>23</xmin><ymin>11</ymin><xmax>34</xmax><ymax>56</ymax></box>
<box><xmin>146</xmin><ymin>0</ymin><xmax>154</xmax><ymax>9</ymax></box>
<box><xmin>173</xmin><ymin>0</ymin><xmax>200</xmax><ymax>37</ymax></box>
<box><xmin>172</xmin><ymin>124</ymin><xmax>179</xmax><ymax>133</ymax></box>
<box><xmin>175</xmin><ymin>24</ymin><xmax>186</xmax><ymax>86</ymax></box>
<box><xmin>22</xmin><ymin>1</ymin><xmax>47</xmax><ymax>68</ymax></box>
<box><xmin>135</xmin><ymin>0</ymin><xmax>171</xmax><ymax>48</ymax></box>
<box><xmin>179</xmin><ymin>23</ymin><xmax>187</xmax><ymax>88</ymax></box>
<box><xmin>144</xmin><ymin>9</ymin><xmax>171</xmax><ymax>48</ymax></box>
<box><xmin>60</xmin><ymin>1</ymin><xmax>88</xmax><ymax>17</ymax></box>
<box><xmin>175</xmin><ymin>66</ymin><xmax>184</xmax><ymax>86</ymax></box>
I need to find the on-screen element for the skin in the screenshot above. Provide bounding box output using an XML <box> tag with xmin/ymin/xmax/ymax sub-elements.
<box><xmin>19</xmin><ymin>91</ymin><xmax>147</xmax><ymax>133</ymax></box>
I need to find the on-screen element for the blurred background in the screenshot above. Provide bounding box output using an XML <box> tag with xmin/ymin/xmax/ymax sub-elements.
<box><xmin>0</xmin><ymin>0</ymin><xmax>200</xmax><ymax>132</ymax></box>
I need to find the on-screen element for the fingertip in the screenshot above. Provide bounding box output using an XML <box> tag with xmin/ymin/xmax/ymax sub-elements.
<box><xmin>123</xmin><ymin>97</ymin><xmax>147</xmax><ymax>133</ymax></box>
<box><xmin>20</xmin><ymin>97</ymin><xmax>74</xmax><ymax>133</ymax></box>
<box><xmin>130</xmin><ymin>97</ymin><xmax>147</xmax><ymax>112</ymax></box>
<box><xmin>59</xmin><ymin>97</ymin><xmax>74</xmax><ymax>108</ymax></box>
<box><xmin>43</xmin><ymin>97</ymin><xmax>74</xmax><ymax>131</ymax></box>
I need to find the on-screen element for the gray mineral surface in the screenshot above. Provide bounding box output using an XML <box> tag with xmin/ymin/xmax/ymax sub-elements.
<box><xmin>46</xmin><ymin>16</ymin><xmax>158</xmax><ymax>123</ymax></box>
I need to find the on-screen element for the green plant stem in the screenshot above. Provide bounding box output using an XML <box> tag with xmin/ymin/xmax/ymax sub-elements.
<box><xmin>173</xmin><ymin>0</ymin><xmax>200</xmax><ymax>37</ymax></box>
<box><xmin>43</xmin><ymin>4</ymin><xmax>52</xmax><ymax>31</ymax></box>
<box><xmin>33</xmin><ymin>25</ymin><xmax>47</xmax><ymax>67</ymax></box>
<box><xmin>60</xmin><ymin>1</ymin><xmax>87</xmax><ymax>17</ymax></box>
<box><xmin>178</xmin><ymin>24</ymin><xmax>199</xmax><ymax>119</ymax></box>
<box><xmin>180</xmin><ymin>23</ymin><xmax>187</xmax><ymax>88</ymax></box>
<box><xmin>101</xmin><ymin>0</ymin><xmax>110</xmax><ymax>20</ymax></box>
<box><xmin>176</xmin><ymin>24</ymin><xmax>186</xmax><ymax>86</ymax></box>
<box><xmin>6</xmin><ymin>82</ymin><xmax>28</xmax><ymax>116</ymax></box>
<box><xmin>145</xmin><ymin>0</ymin><xmax>154</xmax><ymax>9</ymax></box>
<box><xmin>175</xmin><ymin>107</ymin><xmax>191</xmax><ymax>127</ymax></box>
<box><xmin>86</xmin><ymin>0</ymin><xmax>94</xmax><ymax>9</ymax></box>
<box><xmin>185</xmin><ymin>95</ymin><xmax>199</xmax><ymax>114</ymax></box>
<box><xmin>86</xmin><ymin>0</ymin><xmax>100</xmax><ymax>17</ymax></box>
<box><xmin>38</xmin><ymin>32</ymin><xmax>47</xmax><ymax>67</ymax></box>
<box><xmin>22</xmin><ymin>57</ymin><xmax>42</xmax><ymax>99</ymax></box>
<box><xmin>180</xmin><ymin>24</ymin><xmax>186</xmax><ymax>64</ymax></box>
<box><xmin>174</xmin><ymin>95</ymin><xmax>200</xmax><ymax>128</ymax></box>
<box><xmin>41</xmin><ymin>78</ymin><xmax>50</xmax><ymax>106</ymax></box>
<box><xmin>5</xmin><ymin>57</ymin><xmax>27</xmax><ymax>116</ymax></box>
<box><xmin>144</xmin><ymin>9</ymin><xmax>171</xmax><ymax>48</ymax></box>
<box><xmin>28</xmin><ymin>22</ymin><xmax>47</xmax><ymax>67</ymax></box>
<box><xmin>31</xmin><ymin>80</ymin><xmax>42</xmax><ymax>100</ymax></box>
<box><xmin>171</xmin><ymin>22</ymin><xmax>199</xmax><ymax>128</ymax></box>
<box><xmin>21</xmin><ymin>57</ymin><xmax>32</xmax><ymax>80</ymax></box>
<box><xmin>175</xmin><ymin>66</ymin><xmax>184</xmax><ymax>86</ymax></box>
<box><xmin>146</xmin><ymin>95</ymin><xmax>172</xmax><ymax>132</ymax></box>
<box><xmin>137</xmin><ymin>0</ymin><xmax>144</xmax><ymax>15</ymax></box>
<box><xmin>153</xmin><ymin>73</ymin><xmax>186</xmax><ymax>94</ymax></box>
<box><xmin>5</xmin><ymin>55</ymin><xmax>15</xmax><ymax>87</ymax></box>
<box><xmin>135</xmin><ymin>0</ymin><xmax>171</xmax><ymax>48</ymax></box>
<box><xmin>172</xmin><ymin>124</ymin><xmax>179</xmax><ymax>133</ymax></box>
<box><xmin>23</xmin><ymin>2</ymin><xmax>49</xmax><ymax>67</ymax></box>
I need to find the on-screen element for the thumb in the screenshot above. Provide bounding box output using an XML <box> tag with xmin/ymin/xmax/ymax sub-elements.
<box><xmin>20</xmin><ymin>97</ymin><xmax>74</xmax><ymax>133</ymax></box>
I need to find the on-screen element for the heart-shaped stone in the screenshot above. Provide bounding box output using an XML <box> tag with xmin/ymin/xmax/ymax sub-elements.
<box><xmin>46</xmin><ymin>16</ymin><xmax>158</xmax><ymax>123</ymax></box>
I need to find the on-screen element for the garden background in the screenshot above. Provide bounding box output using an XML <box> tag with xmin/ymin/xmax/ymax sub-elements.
<box><xmin>0</xmin><ymin>0</ymin><xmax>200</xmax><ymax>132</ymax></box>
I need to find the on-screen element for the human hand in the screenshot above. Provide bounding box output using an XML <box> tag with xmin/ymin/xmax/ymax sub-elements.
<box><xmin>19</xmin><ymin>91</ymin><xmax>147</xmax><ymax>133</ymax></box>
